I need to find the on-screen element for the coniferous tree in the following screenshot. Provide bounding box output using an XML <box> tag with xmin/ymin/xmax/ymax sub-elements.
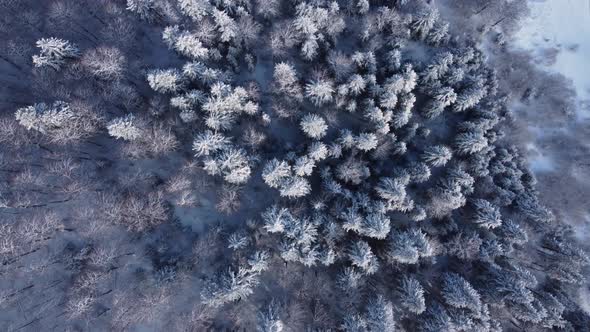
<box><xmin>192</xmin><ymin>130</ymin><xmax>231</xmax><ymax>157</ymax></box>
<box><xmin>305</xmin><ymin>79</ymin><xmax>335</xmax><ymax>106</ymax></box>
<box><xmin>177</xmin><ymin>0</ymin><xmax>211</xmax><ymax>22</ymax></box>
<box><xmin>411</xmin><ymin>7</ymin><xmax>439</xmax><ymax>41</ymax></box>
<box><xmin>3</xmin><ymin>1</ymin><xmax>589</xmax><ymax>330</ymax></box>
<box><xmin>341</xmin><ymin>314</ymin><xmax>367</xmax><ymax>332</ymax></box>
<box><xmin>348</xmin><ymin>240</ymin><xmax>379</xmax><ymax>274</ymax></box>
<box><xmin>387</xmin><ymin>228</ymin><xmax>433</xmax><ymax>264</ymax></box>
<box><xmin>274</xmin><ymin>62</ymin><xmax>303</xmax><ymax>100</ymax></box>
<box><xmin>398</xmin><ymin>276</ymin><xmax>426</xmax><ymax>314</ymax></box>
<box><xmin>421</xmin><ymin>145</ymin><xmax>453</xmax><ymax>167</ymax></box>
<box><xmin>300</xmin><ymin>114</ymin><xmax>328</xmax><ymax>139</ymax></box>
<box><xmin>126</xmin><ymin>0</ymin><xmax>157</xmax><ymax>21</ymax></box>
<box><xmin>147</xmin><ymin>68</ymin><xmax>187</xmax><ymax>94</ymax></box>
<box><xmin>355</xmin><ymin>132</ymin><xmax>378</xmax><ymax>152</ymax></box>
<box><xmin>455</xmin><ymin>130</ymin><xmax>488</xmax><ymax>154</ymax></box>
<box><xmin>365</xmin><ymin>295</ymin><xmax>396</xmax><ymax>331</ymax></box>
<box><xmin>162</xmin><ymin>26</ymin><xmax>209</xmax><ymax>60</ymax></box>
<box><xmin>471</xmin><ymin>199</ymin><xmax>502</xmax><ymax>229</ymax></box>
<box><xmin>441</xmin><ymin>272</ymin><xmax>482</xmax><ymax>311</ymax></box>
<box><xmin>201</xmin><ymin>265</ymin><xmax>263</xmax><ymax>307</ymax></box>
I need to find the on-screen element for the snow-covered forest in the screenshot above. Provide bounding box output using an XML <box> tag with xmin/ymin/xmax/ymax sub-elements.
<box><xmin>0</xmin><ymin>0</ymin><xmax>588</xmax><ymax>330</ymax></box>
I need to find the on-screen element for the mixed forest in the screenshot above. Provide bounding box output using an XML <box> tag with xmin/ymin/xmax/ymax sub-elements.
<box><xmin>0</xmin><ymin>0</ymin><xmax>588</xmax><ymax>331</ymax></box>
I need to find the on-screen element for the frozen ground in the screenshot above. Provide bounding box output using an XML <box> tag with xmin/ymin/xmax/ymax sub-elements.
<box><xmin>514</xmin><ymin>0</ymin><xmax>590</xmax><ymax>119</ymax></box>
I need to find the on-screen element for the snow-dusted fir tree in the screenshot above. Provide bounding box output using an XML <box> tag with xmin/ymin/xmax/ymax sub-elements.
<box><xmin>365</xmin><ymin>296</ymin><xmax>396</xmax><ymax>331</ymax></box>
<box><xmin>337</xmin><ymin>267</ymin><xmax>365</xmax><ymax>291</ymax></box>
<box><xmin>279</xmin><ymin>176</ymin><xmax>311</xmax><ymax>198</ymax></box>
<box><xmin>294</xmin><ymin>156</ymin><xmax>316</xmax><ymax>176</ymax></box>
<box><xmin>162</xmin><ymin>26</ymin><xmax>209</xmax><ymax>60</ymax></box>
<box><xmin>355</xmin><ymin>132</ymin><xmax>378</xmax><ymax>152</ymax></box>
<box><xmin>300</xmin><ymin>114</ymin><xmax>328</xmax><ymax>139</ymax></box>
<box><xmin>307</xmin><ymin>141</ymin><xmax>329</xmax><ymax>161</ymax></box>
<box><xmin>375</xmin><ymin>176</ymin><xmax>410</xmax><ymax>208</ymax></box>
<box><xmin>32</xmin><ymin>38</ymin><xmax>80</xmax><ymax>70</ymax></box>
<box><xmin>471</xmin><ymin>199</ymin><xmax>502</xmax><ymax>229</ymax></box>
<box><xmin>398</xmin><ymin>276</ymin><xmax>426</xmax><ymax>314</ymax></box>
<box><xmin>192</xmin><ymin>131</ymin><xmax>230</xmax><ymax>157</ymax></box>
<box><xmin>387</xmin><ymin>228</ymin><xmax>434</xmax><ymax>264</ymax></box>
<box><xmin>441</xmin><ymin>272</ymin><xmax>482</xmax><ymax>311</ymax></box>
<box><xmin>147</xmin><ymin>68</ymin><xmax>187</xmax><ymax>94</ymax></box>
<box><xmin>336</xmin><ymin>158</ymin><xmax>370</xmax><ymax>185</ymax></box>
<box><xmin>227</xmin><ymin>232</ymin><xmax>250</xmax><ymax>251</ymax></box>
<box><xmin>274</xmin><ymin>62</ymin><xmax>303</xmax><ymax>100</ymax></box>
<box><xmin>212</xmin><ymin>9</ymin><xmax>238</xmax><ymax>42</ymax></box>
<box><xmin>262</xmin><ymin>159</ymin><xmax>292</xmax><ymax>189</ymax></box>
<box><xmin>348</xmin><ymin>240</ymin><xmax>379</xmax><ymax>275</ymax></box>
<box><xmin>126</xmin><ymin>0</ymin><xmax>157</xmax><ymax>21</ymax></box>
<box><xmin>177</xmin><ymin>0</ymin><xmax>211</xmax><ymax>22</ymax></box>
<box><xmin>341</xmin><ymin>314</ymin><xmax>367</xmax><ymax>332</ymax></box>
<box><xmin>455</xmin><ymin>130</ymin><xmax>488</xmax><ymax>154</ymax></box>
<box><xmin>359</xmin><ymin>213</ymin><xmax>391</xmax><ymax>239</ymax></box>
<box><xmin>421</xmin><ymin>145</ymin><xmax>453</xmax><ymax>167</ymax></box>
<box><xmin>262</xmin><ymin>205</ymin><xmax>293</xmax><ymax>234</ymax></box>
<box><xmin>305</xmin><ymin>79</ymin><xmax>335</xmax><ymax>106</ymax></box>
<box><xmin>411</xmin><ymin>7</ymin><xmax>439</xmax><ymax>40</ymax></box>
<box><xmin>201</xmin><ymin>266</ymin><xmax>262</xmax><ymax>307</ymax></box>
<box><xmin>107</xmin><ymin>114</ymin><xmax>142</xmax><ymax>141</ymax></box>
<box><xmin>248</xmin><ymin>251</ymin><xmax>271</xmax><ymax>273</ymax></box>
<box><xmin>255</xmin><ymin>0</ymin><xmax>281</xmax><ymax>19</ymax></box>
<box><xmin>203</xmin><ymin>148</ymin><xmax>252</xmax><ymax>184</ymax></box>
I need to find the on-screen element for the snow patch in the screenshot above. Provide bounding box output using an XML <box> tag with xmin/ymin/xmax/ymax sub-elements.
<box><xmin>525</xmin><ymin>142</ymin><xmax>555</xmax><ymax>173</ymax></box>
<box><xmin>514</xmin><ymin>0</ymin><xmax>590</xmax><ymax>120</ymax></box>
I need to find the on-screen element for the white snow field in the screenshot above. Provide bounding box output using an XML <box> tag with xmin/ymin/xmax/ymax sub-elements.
<box><xmin>514</xmin><ymin>0</ymin><xmax>590</xmax><ymax>119</ymax></box>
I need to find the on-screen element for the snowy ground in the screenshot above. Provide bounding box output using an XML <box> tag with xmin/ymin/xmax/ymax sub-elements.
<box><xmin>514</xmin><ymin>0</ymin><xmax>590</xmax><ymax>119</ymax></box>
<box><xmin>511</xmin><ymin>0</ymin><xmax>590</xmax><ymax>178</ymax></box>
<box><xmin>510</xmin><ymin>1</ymin><xmax>590</xmax><ymax>241</ymax></box>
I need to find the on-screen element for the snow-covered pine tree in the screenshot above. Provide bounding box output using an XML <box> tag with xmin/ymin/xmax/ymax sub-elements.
<box><xmin>273</xmin><ymin>62</ymin><xmax>303</xmax><ymax>100</ymax></box>
<box><xmin>279</xmin><ymin>176</ymin><xmax>311</xmax><ymax>198</ymax></box>
<box><xmin>177</xmin><ymin>0</ymin><xmax>211</xmax><ymax>22</ymax></box>
<box><xmin>365</xmin><ymin>295</ymin><xmax>396</xmax><ymax>331</ymax></box>
<box><xmin>126</xmin><ymin>0</ymin><xmax>157</xmax><ymax>21</ymax></box>
<box><xmin>147</xmin><ymin>68</ymin><xmax>186</xmax><ymax>94</ymax></box>
<box><xmin>162</xmin><ymin>26</ymin><xmax>209</xmax><ymax>60</ymax></box>
<box><xmin>455</xmin><ymin>130</ymin><xmax>488</xmax><ymax>154</ymax></box>
<box><xmin>262</xmin><ymin>159</ymin><xmax>292</xmax><ymax>189</ymax></box>
<box><xmin>305</xmin><ymin>79</ymin><xmax>335</xmax><ymax>106</ymax></box>
<box><xmin>398</xmin><ymin>276</ymin><xmax>426</xmax><ymax>314</ymax></box>
<box><xmin>411</xmin><ymin>6</ymin><xmax>439</xmax><ymax>40</ymax></box>
<box><xmin>387</xmin><ymin>228</ymin><xmax>433</xmax><ymax>264</ymax></box>
<box><xmin>192</xmin><ymin>130</ymin><xmax>231</xmax><ymax>157</ymax></box>
<box><xmin>471</xmin><ymin>199</ymin><xmax>502</xmax><ymax>229</ymax></box>
<box><xmin>441</xmin><ymin>272</ymin><xmax>482</xmax><ymax>311</ymax></box>
<box><xmin>348</xmin><ymin>240</ymin><xmax>379</xmax><ymax>274</ymax></box>
<box><xmin>201</xmin><ymin>266</ymin><xmax>262</xmax><ymax>307</ymax></box>
<box><xmin>421</xmin><ymin>145</ymin><xmax>453</xmax><ymax>167</ymax></box>
<box><xmin>300</xmin><ymin>114</ymin><xmax>328</xmax><ymax>139</ymax></box>
<box><xmin>355</xmin><ymin>132</ymin><xmax>378</xmax><ymax>152</ymax></box>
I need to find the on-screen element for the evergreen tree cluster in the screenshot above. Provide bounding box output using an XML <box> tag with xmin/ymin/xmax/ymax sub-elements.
<box><xmin>0</xmin><ymin>0</ymin><xmax>586</xmax><ymax>331</ymax></box>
